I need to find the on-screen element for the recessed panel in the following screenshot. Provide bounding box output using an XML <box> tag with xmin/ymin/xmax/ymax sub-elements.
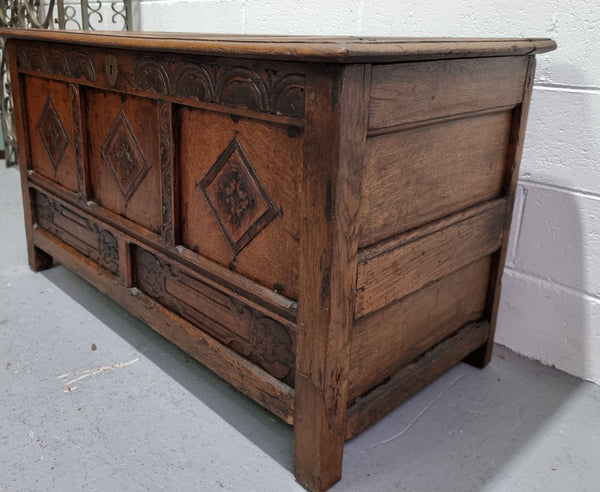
<box><xmin>33</xmin><ymin>190</ymin><xmax>119</xmax><ymax>275</ymax></box>
<box><xmin>178</xmin><ymin>107</ymin><xmax>302</xmax><ymax>299</ymax></box>
<box><xmin>359</xmin><ymin>111</ymin><xmax>513</xmax><ymax>247</ymax></box>
<box><xmin>85</xmin><ymin>90</ymin><xmax>161</xmax><ymax>233</ymax></box>
<box><xmin>350</xmin><ymin>256</ymin><xmax>492</xmax><ymax>401</ymax></box>
<box><xmin>25</xmin><ymin>76</ymin><xmax>78</xmax><ymax>192</ymax></box>
<box><xmin>133</xmin><ymin>245</ymin><xmax>296</xmax><ymax>386</ymax></box>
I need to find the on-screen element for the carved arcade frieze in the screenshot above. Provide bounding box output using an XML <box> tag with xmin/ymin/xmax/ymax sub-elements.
<box><xmin>133</xmin><ymin>56</ymin><xmax>305</xmax><ymax>119</ymax></box>
<box><xmin>17</xmin><ymin>44</ymin><xmax>96</xmax><ymax>81</ymax></box>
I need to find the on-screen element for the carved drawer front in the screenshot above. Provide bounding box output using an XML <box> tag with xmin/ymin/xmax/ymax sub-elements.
<box><xmin>33</xmin><ymin>190</ymin><xmax>119</xmax><ymax>275</ymax></box>
<box><xmin>178</xmin><ymin>107</ymin><xmax>303</xmax><ymax>300</ymax></box>
<box><xmin>85</xmin><ymin>89</ymin><xmax>162</xmax><ymax>233</ymax></box>
<box><xmin>133</xmin><ymin>246</ymin><xmax>296</xmax><ymax>386</ymax></box>
<box><xmin>24</xmin><ymin>76</ymin><xmax>78</xmax><ymax>192</ymax></box>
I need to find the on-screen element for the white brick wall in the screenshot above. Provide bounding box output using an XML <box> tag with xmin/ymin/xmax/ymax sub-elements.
<box><xmin>138</xmin><ymin>0</ymin><xmax>245</xmax><ymax>32</ymax></box>
<box><xmin>135</xmin><ymin>0</ymin><xmax>599</xmax><ymax>384</ymax></box>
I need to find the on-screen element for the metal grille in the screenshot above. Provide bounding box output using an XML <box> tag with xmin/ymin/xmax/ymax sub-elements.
<box><xmin>0</xmin><ymin>0</ymin><xmax>133</xmax><ymax>166</ymax></box>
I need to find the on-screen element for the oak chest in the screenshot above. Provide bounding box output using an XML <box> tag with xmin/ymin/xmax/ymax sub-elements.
<box><xmin>3</xmin><ymin>29</ymin><xmax>555</xmax><ymax>491</ymax></box>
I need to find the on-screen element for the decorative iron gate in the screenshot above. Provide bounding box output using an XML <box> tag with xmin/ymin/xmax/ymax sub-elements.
<box><xmin>0</xmin><ymin>0</ymin><xmax>133</xmax><ymax>166</ymax></box>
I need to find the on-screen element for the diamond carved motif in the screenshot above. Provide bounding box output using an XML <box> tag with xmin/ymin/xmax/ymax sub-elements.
<box><xmin>36</xmin><ymin>95</ymin><xmax>70</xmax><ymax>171</ymax></box>
<box><xmin>199</xmin><ymin>137</ymin><xmax>279</xmax><ymax>256</ymax></box>
<box><xmin>101</xmin><ymin>110</ymin><xmax>150</xmax><ymax>203</ymax></box>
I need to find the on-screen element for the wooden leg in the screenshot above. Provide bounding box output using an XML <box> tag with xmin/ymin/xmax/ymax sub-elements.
<box><xmin>294</xmin><ymin>64</ymin><xmax>369</xmax><ymax>492</ymax></box>
<box><xmin>463</xmin><ymin>256</ymin><xmax>499</xmax><ymax>368</ymax></box>
<box><xmin>293</xmin><ymin>376</ymin><xmax>346</xmax><ymax>492</ymax></box>
<box><xmin>463</xmin><ymin>339</ymin><xmax>493</xmax><ymax>368</ymax></box>
<box><xmin>464</xmin><ymin>249</ymin><xmax>502</xmax><ymax>368</ymax></box>
<box><xmin>29</xmin><ymin>245</ymin><xmax>53</xmax><ymax>271</ymax></box>
<box><xmin>466</xmin><ymin>58</ymin><xmax>538</xmax><ymax>370</ymax></box>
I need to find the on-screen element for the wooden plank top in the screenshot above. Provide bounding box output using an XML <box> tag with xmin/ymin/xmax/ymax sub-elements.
<box><xmin>0</xmin><ymin>28</ymin><xmax>556</xmax><ymax>62</ymax></box>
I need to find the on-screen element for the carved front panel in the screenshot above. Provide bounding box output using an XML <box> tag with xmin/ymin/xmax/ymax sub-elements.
<box><xmin>24</xmin><ymin>77</ymin><xmax>78</xmax><ymax>192</ymax></box>
<box><xmin>134</xmin><ymin>247</ymin><xmax>296</xmax><ymax>386</ymax></box>
<box><xmin>34</xmin><ymin>191</ymin><xmax>119</xmax><ymax>274</ymax></box>
<box><xmin>85</xmin><ymin>89</ymin><xmax>162</xmax><ymax>233</ymax></box>
<box><xmin>178</xmin><ymin>107</ymin><xmax>303</xmax><ymax>300</ymax></box>
<box><xmin>132</xmin><ymin>56</ymin><xmax>305</xmax><ymax>119</ymax></box>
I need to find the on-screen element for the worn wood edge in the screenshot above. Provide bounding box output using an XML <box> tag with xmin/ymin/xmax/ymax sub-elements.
<box><xmin>27</xmin><ymin>181</ymin><xmax>298</xmax><ymax>327</ymax></box>
<box><xmin>17</xmin><ymin>68</ymin><xmax>304</xmax><ymax>128</ymax></box>
<box><xmin>1</xmin><ymin>30</ymin><xmax>557</xmax><ymax>62</ymax></box>
<box><xmin>28</xmin><ymin>171</ymin><xmax>82</xmax><ymax>204</ymax></box>
<box><xmin>173</xmin><ymin>246</ymin><xmax>298</xmax><ymax>326</ymax></box>
<box><xmin>345</xmin><ymin>320</ymin><xmax>489</xmax><ymax>440</ymax></box>
<box><xmin>293</xmin><ymin>63</ymin><xmax>369</xmax><ymax>492</ymax></box>
<box><xmin>366</xmin><ymin>103</ymin><xmax>518</xmax><ymax>137</ymax></box>
<box><xmin>355</xmin><ymin>199</ymin><xmax>506</xmax><ymax>318</ymax></box>
<box><xmin>7</xmin><ymin>44</ymin><xmax>53</xmax><ymax>271</ymax></box>
<box><xmin>464</xmin><ymin>56</ymin><xmax>538</xmax><ymax>368</ymax></box>
<box><xmin>358</xmin><ymin>197</ymin><xmax>507</xmax><ymax>264</ymax></box>
<box><xmin>32</xmin><ymin>227</ymin><xmax>295</xmax><ymax>424</ymax></box>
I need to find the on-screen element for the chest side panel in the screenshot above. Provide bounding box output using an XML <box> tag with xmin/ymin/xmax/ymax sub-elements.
<box><xmin>350</xmin><ymin>55</ymin><xmax>531</xmax><ymax>405</ymax></box>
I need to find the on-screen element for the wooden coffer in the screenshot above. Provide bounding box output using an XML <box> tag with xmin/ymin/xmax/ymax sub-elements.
<box><xmin>4</xmin><ymin>29</ymin><xmax>555</xmax><ymax>491</ymax></box>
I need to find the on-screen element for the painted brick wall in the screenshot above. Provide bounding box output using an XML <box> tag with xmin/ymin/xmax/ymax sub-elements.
<box><xmin>135</xmin><ymin>0</ymin><xmax>599</xmax><ymax>384</ymax></box>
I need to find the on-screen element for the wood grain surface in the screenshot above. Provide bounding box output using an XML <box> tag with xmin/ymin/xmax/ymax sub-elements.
<box><xmin>369</xmin><ymin>56</ymin><xmax>527</xmax><ymax>130</ymax></box>
<box><xmin>178</xmin><ymin>107</ymin><xmax>302</xmax><ymax>299</ymax></box>
<box><xmin>85</xmin><ymin>89</ymin><xmax>162</xmax><ymax>233</ymax></box>
<box><xmin>356</xmin><ymin>199</ymin><xmax>506</xmax><ymax>318</ymax></box>
<box><xmin>24</xmin><ymin>76</ymin><xmax>78</xmax><ymax>193</ymax></box>
<box><xmin>359</xmin><ymin>111</ymin><xmax>512</xmax><ymax>246</ymax></box>
<box><xmin>349</xmin><ymin>256</ymin><xmax>491</xmax><ymax>401</ymax></box>
<box><xmin>1</xmin><ymin>28</ymin><xmax>556</xmax><ymax>63</ymax></box>
<box><xmin>293</xmin><ymin>63</ymin><xmax>369</xmax><ymax>492</ymax></box>
<box><xmin>345</xmin><ymin>320</ymin><xmax>490</xmax><ymax>439</ymax></box>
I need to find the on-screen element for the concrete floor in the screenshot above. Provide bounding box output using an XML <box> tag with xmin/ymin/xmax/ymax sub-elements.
<box><xmin>1</xmin><ymin>162</ymin><xmax>599</xmax><ymax>492</ymax></box>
